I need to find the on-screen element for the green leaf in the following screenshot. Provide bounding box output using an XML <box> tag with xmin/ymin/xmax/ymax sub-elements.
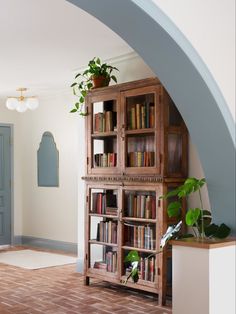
<box><xmin>70</xmin><ymin>82</ymin><xmax>77</xmax><ymax>87</ymax></box>
<box><xmin>186</xmin><ymin>208</ymin><xmax>201</xmax><ymax>226</ymax></box>
<box><xmin>75</xmin><ymin>103</ymin><xmax>80</xmax><ymax>109</ymax></box>
<box><xmin>131</xmin><ymin>268</ymin><xmax>139</xmax><ymax>283</ymax></box>
<box><xmin>167</xmin><ymin>201</ymin><xmax>181</xmax><ymax>217</ymax></box>
<box><xmin>81</xmin><ymin>90</ymin><xmax>87</xmax><ymax>97</ymax></box>
<box><xmin>79</xmin><ymin>96</ymin><xmax>84</xmax><ymax>103</ymax></box>
<box><xmin>124</xmin><ymin>251</ymin><xmax>140</xmax><ymax>263</ymax></box>
<box><xmin>75</xmin><ymin>73</ymin><xmax>81</xmax><ymax>79</ymax></box>
<box><xmin>160</xmin><ymin>187</ymin><xmax>180</xmax><ymax>199</ymax></box>
<box><xmin>70</xmin><ymin>108</ymin><xmax>77</xmax><ymax>113</ymax></box>
<box><xmin>204</xmin><ymin>222</ymin><xmax>231</xmax><ymax>239</ymax></box>
<box><xmin>204</xmin><ymin>223</ymin><xmax>219</xmax><ymax>237</ymax></box>
<box><xmin>96</xmin><ymin>58</ymin><xmax>101</xmax><ymax>65</ymax></box>
<box><xmin>111</xmin><ymin>75</ymin><xmax>117</xmax><ymax>83</ymax></box>
<box><xmin>212</xmin><ymin>223</ymin><xmax>231</xmax><ymax>239</ymax></box>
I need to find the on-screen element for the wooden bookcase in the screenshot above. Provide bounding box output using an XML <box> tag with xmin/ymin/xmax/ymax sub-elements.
<box><xmin>83</xmin><ymin>77</ymin><xmax>188</xmax><ymax>305</ymax></box>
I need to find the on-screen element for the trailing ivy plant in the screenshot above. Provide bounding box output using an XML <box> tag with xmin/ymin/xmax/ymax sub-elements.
<box><xmin>162</xmin><ymin>177</ymin><xmax>231</xmax><ymax>239</ymax></box>
<box><xmin>70</xmin><ymin>57</ymin><xmax>118</xmax><ymax>115</ymax></box>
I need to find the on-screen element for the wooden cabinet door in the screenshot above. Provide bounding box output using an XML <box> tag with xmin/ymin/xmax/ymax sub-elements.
<box><xmin>86</xmin><ymin>92</ymin><xmax>121</xmax><ymax>175</ymax></box>
<box><xmin>120</xmin><ymin>85</ymin><xmax>162</xmax><ymax>175</ymax></box>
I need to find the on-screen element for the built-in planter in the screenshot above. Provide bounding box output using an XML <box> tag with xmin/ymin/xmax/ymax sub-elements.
<box><xmin>171</xmin><ymin>238</ymin><xmax>236</xmax><ymax>314</ymax></box>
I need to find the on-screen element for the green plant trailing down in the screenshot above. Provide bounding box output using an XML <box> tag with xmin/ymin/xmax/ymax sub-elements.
<box><xmin>70</xmin><ymin>57</ymin><xmax>118</xmax><ymax>115</ymax></box>
<box><xmin>162</xmin><ymin>177</ymin><xmax>231</xmax><ymax>239</ymax></box>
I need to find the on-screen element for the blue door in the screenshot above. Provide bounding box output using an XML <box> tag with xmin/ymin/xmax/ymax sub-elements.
<box><xmin>0</xmin><ymin>126</ymin><xmax>11</xmax><ymax>245</ymax></box>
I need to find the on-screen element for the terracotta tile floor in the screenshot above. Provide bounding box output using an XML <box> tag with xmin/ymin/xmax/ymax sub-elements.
<box><xmin>0</xmin><ymin>247</ymin><xmax>172</xmax><ymax>314</ymax></box>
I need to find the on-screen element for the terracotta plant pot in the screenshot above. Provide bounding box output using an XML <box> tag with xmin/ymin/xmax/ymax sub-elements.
<box><xmin>92</xmin><ymin>75</ymin><xmax>110</xmax><ymax>88</ymax></box>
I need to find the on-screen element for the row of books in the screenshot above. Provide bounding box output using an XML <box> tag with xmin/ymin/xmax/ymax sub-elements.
<box><xmin>91</xmin><ymin>192</ymin><xmax>117</xmax><ymax>215</ymax></box>
<box><xmin>128</xmin><ymin>151</ymin><xmax>155</xmax><ymax>167</ymax></box>
<box><xmin>125</xmin><ymin>194</ymin><xmax>156</xmax><ymax>219</ymax></box>
<box><xmin>94</xmin><ymin>111</ymin><xmax>117</xmax><ymax>133</ymax></box>
<box><xmin>127</xmin><ymin>103</ymin><xmax>155</xmax><ymax>130</ymax></box>
<box><xmin>125</xmin><ymin>256</ymin><xmax>155</xmax><ymax>282</ymax></box>
<box><xmin>124</xmin><ymin>224</ymin><xmax>156</xmax><ymax>250</ymax></box>
<box><xmin>96</xmin><ymin>221</ymin><xmax>117</xmax><ymax>244</ymax></box>
<box><xmin>93</xmin><ymin>251</ymin><xmax>117</xmax><ymax>273</ymax></box>
<box><xmin>94</xmin><ymin>153</ymin><xmax>117</xmax><ymax>167</ymax></box>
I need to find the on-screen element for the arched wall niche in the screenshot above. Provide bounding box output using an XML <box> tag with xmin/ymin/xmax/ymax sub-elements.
<box><xmin>67</xmin><ymin>0</ymin><xmax>235</xmax><ymax>233</ymax></box>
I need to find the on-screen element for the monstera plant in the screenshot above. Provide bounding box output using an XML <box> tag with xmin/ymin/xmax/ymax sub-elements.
<box><xmin>124</xmin><ymin>177</ymin><xmax>231</xmax><ymax>284</ymax></box>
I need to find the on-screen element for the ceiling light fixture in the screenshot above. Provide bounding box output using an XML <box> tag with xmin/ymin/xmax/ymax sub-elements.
<box><xmin>6</xmin><ymin>88</ymin><xmax>39</xmax><ymax>112</ymax></box>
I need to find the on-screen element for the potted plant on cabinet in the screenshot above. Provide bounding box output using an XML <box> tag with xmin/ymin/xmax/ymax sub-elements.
<box><xmin>70</xmin><ymin>57</ymin><xmax>119</xmax><ymax>115</ymax></box>
<box><xmin>124</xmin><ymin>177</ymin><xmax>231</xmax><ymax>284</ymax></box>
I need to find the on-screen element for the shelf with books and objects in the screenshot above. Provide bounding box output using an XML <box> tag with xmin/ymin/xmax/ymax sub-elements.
<box><xmin>83</xmin><ymin>77</ymin><xmax>188</xmax><ymax>305</ymax></box>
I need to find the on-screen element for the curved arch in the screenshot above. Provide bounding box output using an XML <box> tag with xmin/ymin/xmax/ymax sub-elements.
<box><xmin>67</xmin><ymin>0</ymin><xmax>235</xmax><ymax>233</ymax></box>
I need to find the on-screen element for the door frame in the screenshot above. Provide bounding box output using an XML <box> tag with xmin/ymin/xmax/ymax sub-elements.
<box><xmin>0</xmin><ymin>123</ymin><xmax>14</xmax><ymax>245</ymax></box>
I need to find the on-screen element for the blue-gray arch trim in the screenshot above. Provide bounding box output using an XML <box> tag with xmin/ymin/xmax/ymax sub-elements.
<box><xmin>67</xmin><ymin>0</ymin><xmax>235</xmax><ymax>233</ymax></box>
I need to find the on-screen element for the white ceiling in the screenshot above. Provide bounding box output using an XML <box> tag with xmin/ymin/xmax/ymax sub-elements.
<box><xmin>0</xmin><ymin>0</ymin><xmax>132</xmax><ymax>98</ymax></box>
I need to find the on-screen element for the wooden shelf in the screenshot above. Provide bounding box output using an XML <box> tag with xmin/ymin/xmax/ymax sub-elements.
<box><xmin>125</xmin><ymin>128</ymin><xmax>155</xmax><ymax>135</ymax></box>
<box><xmin>122</xmin><ymin>245</ymin><xmax>156</xmax><ymax>253</ymax></box>
<box><xmin>92</xmin><ymin>131</ymin><xmax>117</xmax><ymax>138</ymax></box>
<box><xmin>122</xmin><ymin>217</ymin><xmax>156</xmax><ymax>223</ymax></box>
<box><xmin>89</xmin><ymin>240</ymin><xmax>118</xmax><ymax>247</ymax></box>
<box><xmin>89</xmin><ymin>213</ymin><xmax>118</xmax><ymax>219</ymax></box>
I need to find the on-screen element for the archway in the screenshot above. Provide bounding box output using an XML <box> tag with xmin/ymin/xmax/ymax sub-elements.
<box><xmin>67</xmin><ymin>0</ymin><xmax>235</xmax><ymax>232</ymax></box>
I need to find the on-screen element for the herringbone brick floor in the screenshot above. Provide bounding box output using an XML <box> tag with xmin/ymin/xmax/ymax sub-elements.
<box><xmin>0</xmin><ymin>248</ymin><xmax>172</xmax><ymax>314</ymax></box>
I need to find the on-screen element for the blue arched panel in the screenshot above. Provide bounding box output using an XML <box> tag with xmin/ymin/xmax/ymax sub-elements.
<box><xmin>37</xmin><ymin>132</ymin><xmax>59</xmax><ymax>187</ymax></box>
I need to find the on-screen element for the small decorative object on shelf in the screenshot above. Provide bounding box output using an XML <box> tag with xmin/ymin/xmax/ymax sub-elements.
<box><xmin>70</xmin><ymin>57</ymin><xmax>118</xmax><ymax>115</ymax></box>
<box><xmin>83</xmin><ymin>77</ymin><xmax>189</xmax><ymax>306</ymax></box>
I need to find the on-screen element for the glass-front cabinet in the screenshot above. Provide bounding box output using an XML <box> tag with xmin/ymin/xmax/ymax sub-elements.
<box><xmin>86</xmin><ymin>80</ymin><xmax>187</xmax><ymax>177</ymax></box>
<box><xmin>84</xmin><ymin>78</ymin><xmax>188</xmax><ymax>306</ymax></box>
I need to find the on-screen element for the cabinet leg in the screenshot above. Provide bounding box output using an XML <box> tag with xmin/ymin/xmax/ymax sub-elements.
<box><xmin>158</xmin><ymin>292</ymin><xmax>166</xmax><ymax>306</ymax></box>
<box><xmin>84</xmin><ymin>276</ymin><xmax>90</xmax><ymax>286</ymax></box>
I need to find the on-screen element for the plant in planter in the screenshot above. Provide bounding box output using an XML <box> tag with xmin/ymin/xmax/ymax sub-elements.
<box><xmin>70</xmin><ymin>57</ymin><xmax>118</xmax><ymax>115</ymax></box>
<box><xmin>123</xmin><ymin>177</ymin><xmax>231</xmax><ymax>284</ymax></box>
<box><xmin>162</xmin><ymin>177</ymin><xmax>231</xmax><ymax>239</ymax></box>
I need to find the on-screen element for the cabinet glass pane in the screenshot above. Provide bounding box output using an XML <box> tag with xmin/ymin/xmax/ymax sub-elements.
<box><xmin>90</xmin><ymin>188</ymin><xmax>118</xmax><ymax>216</ymax></box>
<box><xmin>90</xmin><ymin>244</ymin><xmax>118</xmax><ymax>273</ymax></box>
<box><xmin>123</xmin><ymin>250</ymin><xmax>156</xmax><ymax>282</ymax></box>
<box><xmin>90</xmin><ymin>216</ymin><xmax>117</xmax><ymax>244</ymax></box>
<box><xmin>93</xmin><ymin>136</ymin><xmax>117</xmax><ymax>167</ymax></box>
<box><xmin>168</xmin><ymin>134</ymin><xmax>182</xmax><ymax>173</ymax></box>
<box><xmin>123</xmin><ymin>222</ymin><xmax>156</xmax><ymax>250</ymax></box>
<box><xmin>127</xmin><ymin>134</ymin><xmax>155</xmax><ymax>167</ymax></box>
<box><xmin>124</xmin><ymin>191</ymin><xmax>156</xmax><ymax>219</ymax></box>
<box><xmin>126</xmin><ymin>93</ymin><xmax>155</xmax><ymax>130</ymax></box>
<box><xmin>93</xmin><ymin>100</ymin><xmax>117</xmax><ymax>133</ymax></box>
<box><xmin>168</xmin><ymin>100</ymin><xmax>182</xmax><ymax>126</ymax></box>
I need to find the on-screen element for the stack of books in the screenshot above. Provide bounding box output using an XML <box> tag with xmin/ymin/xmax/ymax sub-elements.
<box><xmin>96</xmin><ymin>221</ymin><xmax>117</xmax><ymax>244</ymax></box>
<box><xmin>128</xmin><ymin>151</ymin><xmax>154</xmax><ymax>167</ymax></box>
<box><xmin>126</xmin><ymin>193</ymin><xmax>156</xmax><ymax>219</ymax></box>
<box><xmin>94</xmin><ymin>251</ymin><xmax>117</xmax><ymax>273</ymax></box>
<box><xmin>91</xmin><ymin>192</ymin><xmax>117</xmax><ymax>215</ymax></box>
<box><xmin>94</xmin><ymin>153</ymin><xmax>117</xmax><ymax>167</ymax></box>
<box><xmin>127</xmin><ymin>102</ymin><xmax>155</xmax><ymax>130</ymax></box>
<box><xmin>94</xmin><ymin>111</ymin><xmax>117</xmax><ymax>133</ymax></box>
<box><xmin>124</xmin><ymin>224</ymin><xmax>156</xmax><ymax>250</ymax></box>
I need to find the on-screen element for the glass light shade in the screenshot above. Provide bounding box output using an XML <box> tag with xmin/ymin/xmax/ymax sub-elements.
<box><xmin>26</xmin><ymin>97</ymin><xmax>39</xmax><ymax>110</ymax></box>
<box><xmin>6</xmin><ymin>97</ymin><xmax>18</xmax><ymax>110</ymax></box>
<box><xmin>16</xmin><ymin>100</ymin><xmax>28</xmax><ymax>113</ymax></box>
